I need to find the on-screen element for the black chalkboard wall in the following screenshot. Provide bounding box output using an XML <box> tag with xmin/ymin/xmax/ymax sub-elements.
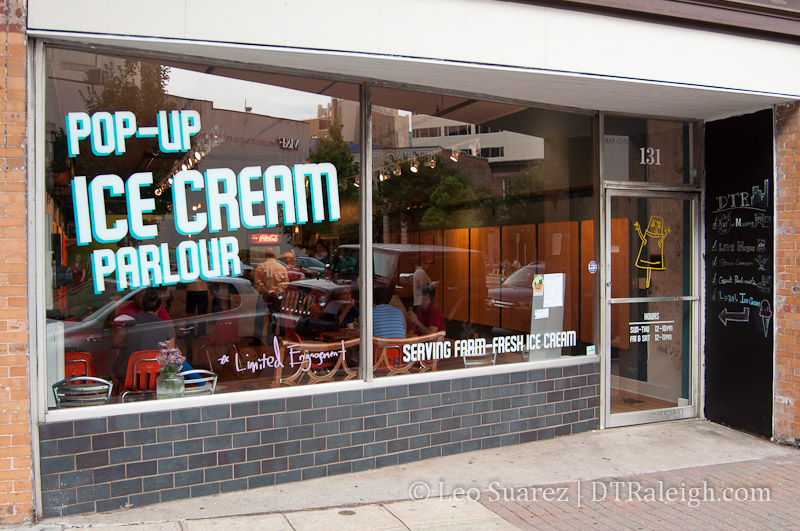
<box><xmin>705</xmin><ymin>109</ymin><xmax>773</xmax><ymax>438</ymax></box>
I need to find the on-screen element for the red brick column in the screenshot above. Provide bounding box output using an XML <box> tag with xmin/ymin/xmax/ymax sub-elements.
<box><xmin>775</xmin><ymin>101</ymin><xmax>800</xmax><ymax>446</ymax></box>
<box><xmin>0</xmin><ymin>0</ymin><xmax>32</xmax><ymax>524</ymax></box>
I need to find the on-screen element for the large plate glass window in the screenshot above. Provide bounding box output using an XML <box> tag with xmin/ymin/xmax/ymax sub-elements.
<box><xmin>43</xmin><ymin>48</ymin><xmax>361</xmax><ymax>407</ymax></box>
<box><xmin>358</xmin><ymin>94</ymin><xmax>597</xmax><ymax>375</ymax></box>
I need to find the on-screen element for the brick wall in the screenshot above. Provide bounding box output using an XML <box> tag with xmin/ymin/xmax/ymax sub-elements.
<box><xmin>775</xmin><ymin>101</ymin><xmax>800</xmax><ymax>445</ymax></box>
<box><xmin>0</xmin><ymin>0</ymin><xmax>32</xmax><ymax>525</ymax></box>
<box><xmin>38</xmin><ymin>362</ymin><xmax>599</xmax><ymax>517</ymax></box>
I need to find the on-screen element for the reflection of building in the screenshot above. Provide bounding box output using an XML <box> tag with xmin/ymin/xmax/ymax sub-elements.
<box><xmin>309</xmin><ymin>98</ymin><xmax>408</xmax><ymax>148</ymax></box>
<box><xmin>411</xmin><ymin>114</ymin><xmax>542</xmax><ymax>161</ymax></box>
<box><xmin>410</xmin><ymin>114</ymin><xmax>544</xmax><ymax>197</ymax></box>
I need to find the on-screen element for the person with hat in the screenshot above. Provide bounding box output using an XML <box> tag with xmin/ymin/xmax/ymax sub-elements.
<box><xmin>406</xmin><ymin>283</ymin><xmax>445</xmax><ymax>335</ymax></box>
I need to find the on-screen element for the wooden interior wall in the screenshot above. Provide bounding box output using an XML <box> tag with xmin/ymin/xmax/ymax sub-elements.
<box><xmin>501</xmin><ymin>224</ymin><xmax>537</xmax><ymax>331</ymax></box>
<box><xmin>470</xmin><ymin>226</ymin><xmax>500</xmax><ymax>329</ymax></box>
<box><xmin>379</xmin><ymin>218</ymin><xmax>615</xmax><ymax>341</ymax></box>
<box><xmin>442</xmin><ymin>228</ymin><xmax>470</xmax><ymax>322</ymax></box>
<box><xmin>537</xmin><ymin>221</ymin><xmax>580</xmax><ymax>331</ymax></box>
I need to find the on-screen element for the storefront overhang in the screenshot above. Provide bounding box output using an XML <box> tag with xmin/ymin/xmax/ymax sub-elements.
<box><xmin>28</xmin><ymin>0</ymin><xmax>800</xmax><ymax>122</ymax></box>
<box><xmin>28</xmin><ymin>29</ymin><xmax>796</xmax><ymax>123</ymax></box>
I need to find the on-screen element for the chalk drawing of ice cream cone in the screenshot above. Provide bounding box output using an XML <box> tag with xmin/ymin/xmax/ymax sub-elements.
<box><xmin>760</xmin><ymin>300</ymin><xmax>771</xmax><ymax>338</ymax></box>
<box><xmin>634</xmin><ymin>215</ymin><xmax>671</xmax><ymax>289</ymax></box>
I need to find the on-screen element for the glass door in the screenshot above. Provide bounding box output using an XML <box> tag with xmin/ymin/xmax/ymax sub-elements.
<box><xmin>604</xmin><ymin>190</ymin><xmax>699</xmax><ymax>427</ymax></box>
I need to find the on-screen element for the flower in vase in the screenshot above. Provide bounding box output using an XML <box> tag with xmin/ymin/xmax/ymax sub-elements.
<box><xmin>157</xmin><ymin>341</ymin><xmax>186</xmax><ymax>376</ymax></box>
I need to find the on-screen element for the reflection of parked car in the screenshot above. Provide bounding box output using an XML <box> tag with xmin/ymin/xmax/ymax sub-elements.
<box><xmin>272</xmin><ymin>278</ymin><xmax>348</xmax><ymax>339</ymax></box>
<box><xmin>485</xmin><ymin>263</ymin><xmax>545</xmax><ymax>331</ymax></box>
<box><xmin>275</xmin><ymin>243</ymin><xmax>488</xmax><ymax>339</ymax></box>
<box><xmin>54</xmin><ymin>277</ymin><xmax>259</xmax><ymax>377</ymax></box>
<box><xmin>297</xmin><ymin>256</ymin><xmax>326</xmax><ymax>277</ymax></box>
<box><xmin>276</xmin><ymin>260</ymin><xmax>304</xmax><ymax>282</ymax></box>
<box><xmin>248</xmin><ymin>257</ymin><xmax>320</xmax><ymax>281</ymax></box>
<box><xmin>487</xmin><ymin>264</ymin><xmax>533</xmax><ymax>309</ymax></box>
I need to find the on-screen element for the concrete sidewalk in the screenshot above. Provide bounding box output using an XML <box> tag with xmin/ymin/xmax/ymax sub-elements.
<box><xmin>13</xmin><ymin>419</ymin><xmax>800</xmax><ymax>529</ymax></box>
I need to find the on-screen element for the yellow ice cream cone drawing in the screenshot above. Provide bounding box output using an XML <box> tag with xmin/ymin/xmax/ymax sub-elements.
<box><xmin>634</xmin><ymin>215</ymin><xmax>671</xmax><ymax>288</ymax></box>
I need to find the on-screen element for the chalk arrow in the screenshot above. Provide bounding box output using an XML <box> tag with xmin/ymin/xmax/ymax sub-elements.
<box><xmin>718</xmin><ymin>307</ymin><xmax>750</xmax><ymax>326</ymax></box>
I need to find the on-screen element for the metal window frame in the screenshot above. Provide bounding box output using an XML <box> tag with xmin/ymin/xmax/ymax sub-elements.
<box><xmin>598</xmin><ymin>113</ymin><xmax>704</xmax><ymax>429</ymax></box>
<box><xmin>29</xmin><ymin>40</ymin><xmax>602</xmax><ymax>427</ymax></box>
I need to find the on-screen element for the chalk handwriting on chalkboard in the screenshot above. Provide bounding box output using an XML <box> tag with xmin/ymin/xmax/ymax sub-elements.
<box><xmin>708</xmin><ymin>175</ymin><xmax>771</xmax><ymax>337</ymax></box>
<box><xmin>718</xmin><ymin>307</ymin><xmax>750</xmax><ymax>326</ymax></box>
<box><xmin>713</xmin><ymin>179</ymin><xmax>769</xmax><ymax>213</ymax></box>
<box><xmin>714</xmin><ymin>212</ymin><xmax>732</xmax><ymax>235</ymax></box>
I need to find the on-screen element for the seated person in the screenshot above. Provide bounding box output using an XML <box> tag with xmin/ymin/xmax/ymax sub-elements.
<box><xmin>373</xmin><ymin>286</ymin><xmax>406</xmax><ymax>339</ymax></box>
<box><xmin>117</xmin><ymin>288</ymin><xmax>172</xmax><ymax>322</ymax></box>
<box><xmin>114</xmin><ymin>288</ymin><xmax>178</xmax><ymax>383</ymax></box>
<box><xmin>407</xmin><ymin>283</ymin><xmax>445</xmax><ymax>335</ymax></box>
<box><xmin>323</xmin><ymin>286</ymin><xmax>359</xmax><ymax>329</ymax></box>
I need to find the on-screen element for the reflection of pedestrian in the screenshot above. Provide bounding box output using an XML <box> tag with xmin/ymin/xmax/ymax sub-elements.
<box><xmin>314</xmin><ymin>240</ymin><xmax>330</xmax><ymax>264</ymax></box>
<box><xmin>253</xmin><ymin>248</ymin><xmax>288</xmax><ymax>341</ymax></box>
<box><xmin>413</xmin><ymin>264</ymin><xmax>432</xmax><ymax>308</ymax></box>
<box><xmin>255</xmin><ymin>248</ymin><xmax>289</xmax><ymax>294</ymax></box>
<box><xmin>186</xmin><ymin>279</ymin><xmax>208</xmax><ymax>335</ymax></box>
<box><xmin>71</xmin><ymin>254</ymin><xmax>86</xmax><ymax>285</ymax></box>
<box><xmin>209</xmin><ymin>283</ymin><xmax>223</xmax><ymax>314</ymax></box>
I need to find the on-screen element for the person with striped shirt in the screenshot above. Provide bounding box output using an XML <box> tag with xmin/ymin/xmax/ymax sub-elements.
<box><xmin>372</xmin><ymin>286</ymin><xmax>406</xmax><ymax>339</ymax></box>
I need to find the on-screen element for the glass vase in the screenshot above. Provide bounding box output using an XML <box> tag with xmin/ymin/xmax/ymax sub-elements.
<box><xmin>156</xmin><ymin>372</ymin><xmax>185</xmax><ymax>399</ymax></box>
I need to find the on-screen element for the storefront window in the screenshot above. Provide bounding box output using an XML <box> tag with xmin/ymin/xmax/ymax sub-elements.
<box><xmin>366</xmin><ymin>97</ymin><xmax>597</xmax><ymax>375</ymax></box>
<box><xmin>44</xmin><ymin>48</ymin><xmax>361</xmax><ymax>407</ymax></box>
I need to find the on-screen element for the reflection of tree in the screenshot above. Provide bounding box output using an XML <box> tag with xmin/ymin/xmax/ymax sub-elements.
<box><xmin>53</xmin><ymin>60</ymin><xmax>177</xmax><ymax>216</ymax></box>
<box><xmin>81</xmin><ymin>61</ymin><xmax>172</xmax><ymax>119</ymax></box>
<box><xmin>421</xmin><ymin>175</ymin><xmax>478</xmax><ymax>230</ymax></box>
<box><xmin>376</xmin><ymin>153</ymin><xmax>491</xmax><ymax>235</ymax></box>
<box><xmin>308</xmin><ymin>117</ymin><xmax>359</xmax><ymax>184</ymax></box>
<box><xmin>305</xmin><ymin>117</ymin><xmax>360</xmax><ymax>245</ymax></box>
<box><xmin>493</xmin><ymin>160</ymin><xmax>545</xmax><ymax>226</ymax></box>
<box><xmin>509</xmin><ymin>161</ymin><xmax>544</xmax><ymax>197</ymax></box>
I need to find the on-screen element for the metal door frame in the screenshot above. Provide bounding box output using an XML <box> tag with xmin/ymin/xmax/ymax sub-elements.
<box><xmin>601</xmin><ymin>182</ymin><xmax>701</xmax><ymax>428</ymax></box>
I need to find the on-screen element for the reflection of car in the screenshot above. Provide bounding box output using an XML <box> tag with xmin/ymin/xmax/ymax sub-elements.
<box><xmin>275</xmin><ymin>243</ymin><xmax>487</xmax><ymax>339</ymax></box>
<box><xmin>248</xmin><ymin>257</ymin><xmax>320</xmax><ymax>281</ymax></box>
<box><xmin>297</xmin><ymin>256</ymin><xmax>326</xmax><ymax>277</ymax></box>
<box><xmin>276</xmin><ymin>260</ymin><xmax>305</xmax><ymax>282</ymax></box>
<box><xmin>54</xmin><ymin>276</ymin><xmax>259</xmax><ymax>376</ymax></box>
<box><xmin>271</xmin><ymin>278</ymin><xmax>349</xmax><ymax>339</ymax></box>
<box><xmin>486</xmin><ymin>263</ymin><xmax>544</xmax><ymax>311</ymax></box>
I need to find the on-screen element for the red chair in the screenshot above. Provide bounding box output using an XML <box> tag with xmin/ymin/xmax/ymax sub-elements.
<box><xmin>198</xmin><ymin>320</ymin><xmax>238</xmax><ymax>368</ymax></box>
<box><xmin>64</xmin><ymin>351</ymin><xmax>96</xmax><ymax>379</ymax></box>
<box><xmin>121</xmin><ymin>350</ymin><xmax>160</xmax><ymax>402</ymax></box>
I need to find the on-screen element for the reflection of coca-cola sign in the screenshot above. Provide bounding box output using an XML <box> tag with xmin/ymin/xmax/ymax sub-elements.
<box><xmin>277</xmin><ymin>137</ymin><xmax>299</xmax><ymax>150</ymax></box>
<box><xmin>249</xmin><ymin>234</ymin><xmax>282</xmax><ymax>244</ymax></box>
